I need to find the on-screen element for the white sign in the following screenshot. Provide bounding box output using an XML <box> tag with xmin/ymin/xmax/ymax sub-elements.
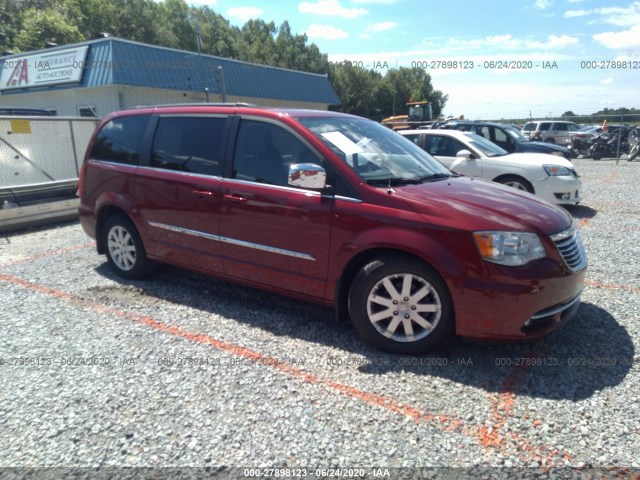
<box><xmin>0</xmin><ymin>46</ymin><xmax>89</xmax><ymax>91</ymax></box>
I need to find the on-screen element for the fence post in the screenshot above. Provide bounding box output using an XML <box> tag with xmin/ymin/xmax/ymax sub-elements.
<box><xmin>68</xmin><ymin>119</ymin><xmax>80</xmax><ymax>176</ymax></box>
<box><xmin>616</xmin><ymin>114</ymin><xmax>623</xmax><ymax>165</ymax></box>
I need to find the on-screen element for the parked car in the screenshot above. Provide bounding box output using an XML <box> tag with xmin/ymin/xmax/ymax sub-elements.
<box><xmin>521</xmin><ymin>120</ymin><xmax>581</xmax><ymax>145</ymax></box>
<box><xmin>440</xmin><ymin>120</ymin><xmax>571</xmax><ymax>160</ymax></box>
<box><xmin>400</xmin><ymin>129</ymin><xmax>582</xmax><ymax>205</ymax></box>
<box><xmin>79</xmin><ymin>104</ymin><xmax>587</xmax><ymax>354</ymax></box>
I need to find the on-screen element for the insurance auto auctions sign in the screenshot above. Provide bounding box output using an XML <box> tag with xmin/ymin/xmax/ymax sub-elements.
<box><xmin>0</xmin><ymin>46</ymin><xmax>89</xmax><ymax>91</ymax></box>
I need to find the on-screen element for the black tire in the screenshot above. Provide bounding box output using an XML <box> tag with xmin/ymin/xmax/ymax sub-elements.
<box><xmin>629</xmin><ymin>146</ymin><xmax>639</xmax><ymax>162</ymax></box>
<box><xmin>102</xmin><ymin>215</ymin><xmax>155</xmax><ymax>279</ymax></box>
<box><xmin>495</xmin><ymin>175</ymin><xmax>534</xmax><ymax>193</ymax></box>
<box><xmin>348</xmin><ymin>255</ymin><xmax>454</xmax><ymax>354</ymax></box>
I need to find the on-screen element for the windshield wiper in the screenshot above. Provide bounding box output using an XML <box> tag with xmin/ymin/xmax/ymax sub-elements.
<box><xmin>366</xmin><ymin>177</ymin><xmax>422</xmax><ymax>185</ymax></box>
<box><xmin>419</xmin><ymin>173</ymin><xmax>458</xmax><ymax>181</ymax></box>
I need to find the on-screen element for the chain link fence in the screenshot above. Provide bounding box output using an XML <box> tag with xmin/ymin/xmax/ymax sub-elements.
<box><xmin>0</xmin><ymin>116</ymin><xmax>99</xmax><ymax>205</ymax></box>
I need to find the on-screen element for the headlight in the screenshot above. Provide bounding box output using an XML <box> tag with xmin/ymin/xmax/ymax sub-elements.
<box><xmin>473</xmin><ymin>231</ymin><xmax>546</xmax><ymax>266</ymax></box>
<box><xmin>544</xmin><ymin>165</ymin><xmax>572</xmax><ymax>176</ymax></box>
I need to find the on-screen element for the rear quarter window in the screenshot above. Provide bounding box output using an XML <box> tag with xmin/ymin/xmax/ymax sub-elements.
<box><xmin>90</xmin><ymin>115</ymin><xmax>149</xmax><ymax>165</ymax></box>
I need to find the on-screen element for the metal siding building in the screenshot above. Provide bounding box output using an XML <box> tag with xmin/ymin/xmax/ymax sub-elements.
<box><xmin>0</xmin><ymin>38</ymin><xmax>340</xmax><ymax>116</ymax></box>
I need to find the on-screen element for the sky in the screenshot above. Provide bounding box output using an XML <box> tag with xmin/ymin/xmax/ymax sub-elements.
<box><xmin>187</xmin><ymin>0</ymin><xmax>639</xmax><ymax>119</ymax></box>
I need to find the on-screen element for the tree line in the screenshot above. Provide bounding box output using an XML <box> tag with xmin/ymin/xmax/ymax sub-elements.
<box><xmin>0</xmin><ymin>0</ymin><xmax>447</xmax><ymax>119</ymax></box>
<box><xmin>560</xmin><ymin>108</ymin><xmax>640</xmax><ymax>125</ymax></box>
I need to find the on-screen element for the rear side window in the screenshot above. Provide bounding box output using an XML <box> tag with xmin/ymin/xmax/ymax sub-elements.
<box><xmin>425</xmin><ymin>135</ymin><xmax>465</xmax><ymax>157</ymax></box>
<box><xmin>403</xmin><ymin>134</ymin><xmax>420</xmax><ymax>146</ymax></box>
<box><xmin>478</xmin><ymin>126</ymin><xmax>490</xmax><ymax>140</ymax></box>
<box><xmin>494</xmin><ymin>128</ymin><xmax>508</xmax><ymax>143</ymax></box>
<box><xmin>151</xmin><ymin>117</ymin><xmax>226</xmax><ymax>176</ymax></box>
<box><xmin>90</xmin><ymin>115</ymin><xmax>148</xmax><ymax>165</ymax></box>
<box><xmin>554</xmin><ymin>123</ymin><xmax>568</xmax><ymax>131</ymax></box>
<box><xmin>539</xmin><ymin>122</ymin><xmax>552</xmax><ymax>131</ymax></box>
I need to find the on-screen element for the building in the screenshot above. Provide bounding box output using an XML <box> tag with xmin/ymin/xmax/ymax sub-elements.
<box><xmin>0</xmin><ymin>37</ymin><xmax>340</xmax><ymax>117</ymax></box>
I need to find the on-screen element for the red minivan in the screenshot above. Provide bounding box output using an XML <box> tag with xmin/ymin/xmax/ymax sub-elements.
<box><xmin>78</xmin><ymin>104</ymin><xmax>587</xmax><ymax>354</ymax></box>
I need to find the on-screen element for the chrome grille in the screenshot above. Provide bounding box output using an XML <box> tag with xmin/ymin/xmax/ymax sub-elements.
<box><xmin>551</xmin><ymin>225</ymin><xmax>587</xmax><ymax>271</ymax></box>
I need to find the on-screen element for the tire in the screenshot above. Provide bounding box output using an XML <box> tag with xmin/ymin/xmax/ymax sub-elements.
<box><xmin>348</xmin><ymin>255</ymin><xmax>454</xmax><ymax>354</ymax></box>
<box><xmin>102</xmin><ymin>215</ymin><xmax>155</xmax><ymax>279</ymax></box>
<box><xmin>495</xmin><ymin>175</ymin><xmax>534</xmax><ymax>193</ymax></box>
<box><xmin>629</xmin><ymin>145</ymin><xmax>639</xmax><ymax>162</ymax></box>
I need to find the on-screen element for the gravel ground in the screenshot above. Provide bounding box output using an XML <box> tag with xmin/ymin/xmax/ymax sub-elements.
<box><xmin>0</xmin><ymin>157</ymin><xmax>639</xmax><ymax>479</ymax></box>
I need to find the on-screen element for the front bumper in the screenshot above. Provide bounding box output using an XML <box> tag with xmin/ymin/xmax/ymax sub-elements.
<box><xmin>535</xmin><ymin>175</ymin><xmax>582</xmax><ymax>205</ymax></box>
<box><xmin>453</xmin><ymin>259</ymin><xmax>587</xmax><ymax>340</ymax></box>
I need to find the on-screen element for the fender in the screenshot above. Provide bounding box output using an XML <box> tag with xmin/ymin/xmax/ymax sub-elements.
<box><xmin>332</xmin><ymin>225</ymin><xmax>468</xmax><ymax>290</ymax></box>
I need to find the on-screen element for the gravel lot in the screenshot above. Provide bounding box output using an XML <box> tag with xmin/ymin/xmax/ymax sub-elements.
<box><xmin>1</xmin><ymin>157</ymin><xmax>639</xmax><ymax>479</ymax></box>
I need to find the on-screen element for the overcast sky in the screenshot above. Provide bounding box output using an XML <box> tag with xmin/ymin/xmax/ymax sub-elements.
<box><xmin>190</xmin><ymin>0</ymin><xmax>640</xmax><ymax>119</ymax></box>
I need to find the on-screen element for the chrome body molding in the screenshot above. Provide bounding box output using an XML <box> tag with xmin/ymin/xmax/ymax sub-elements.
<box><xmin>148</xmin><ymin>221</ymin><xmax>316</xmax><ymax>261</ymax></box>
<box><xmin>529</xmin><ymin>289</ymin><xmax>582</xmax><ymax>320</ymax></box>
<box><xmin>334</xmin><ymin>195</ymin><xmax>363</xmax><ymax>203</ymax></box>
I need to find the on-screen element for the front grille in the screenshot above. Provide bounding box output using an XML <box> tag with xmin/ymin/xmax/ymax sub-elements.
<box><xmin>551</xmin><ymin>225</ymin><xmax>588</xmax><ymax>271</ymax></box>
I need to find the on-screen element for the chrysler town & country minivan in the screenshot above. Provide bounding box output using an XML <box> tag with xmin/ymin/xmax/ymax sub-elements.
<box><xmin>78</xmin><ymin>104</ymin><xmax>587</xmax><ymax>354</ymax></box>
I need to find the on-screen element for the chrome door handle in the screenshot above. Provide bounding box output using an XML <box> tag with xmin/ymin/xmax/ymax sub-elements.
<box><xmin>193</xmin><ymin>188</ymin><xmax>215</xmax><ymax>197</ymax></box>
<box><xmin>223</xmin><ymin>194</ymin><xmax>247</xmax><ymax>204</ymax></box>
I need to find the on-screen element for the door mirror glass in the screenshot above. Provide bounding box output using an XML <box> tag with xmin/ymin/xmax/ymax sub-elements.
<box><xmin>288</xmin><ymin>163</ymin><xmax>326</xmax><ymax>189</ymax></box>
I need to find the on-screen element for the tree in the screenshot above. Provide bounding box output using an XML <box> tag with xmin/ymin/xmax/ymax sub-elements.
<box><xmin>14</xmin><ymin>7</ymin><xmax>83</xmax><ymax>51</ymax></box>
<box><xmin>328</xmin><ymin>63</ymin><xmax>382</xmax><ymax>117</ymax></box>
<box><xmin>273</xmin><ymin>21</ymin><xmax>327</xmax><ymax>73</ymax></box>
<box><xmin>155</xmin><ymin>0</ymin><xmax>195</xmax><ymax>50</ymax></box>
<box><xmin>235</xmin><ymin>19</ymin><xmax>278</xmax><ymax>66</ymax></box>
<box><xmin>385</xmin><ymin>67</ymin><xmax>447</xmax><ymax>117</ymax></box>
<box><xmin>328</xmin><ymin>65</ymin><xmax>448</xmax><ymax>120</ymax></box>
<box><xmin>73</xmin><ymin>0</ymin><xmax>120</xmax><ymax>40</ymax></box>
<box><xmin>192</xmin><ymin>6</ymin><xmax>239</xmax><ymax>59</ymax></box>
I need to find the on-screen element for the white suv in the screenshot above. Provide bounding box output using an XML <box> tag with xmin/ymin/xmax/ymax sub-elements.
<box><xmin>521</xmin><ymin>121</ymin><xmax>580</xmax><ymax>145</ymax></box>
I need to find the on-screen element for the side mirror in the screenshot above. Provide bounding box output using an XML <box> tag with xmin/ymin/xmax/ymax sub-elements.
<box><xmin>456</xmin><ymin>149</ymin><xmax>474</xmax><ymax>160</ymax></box>
<box><xmin>288</xmin><ymin>163</ymin><xmax>327</xmax><ymax>189</ymax></box>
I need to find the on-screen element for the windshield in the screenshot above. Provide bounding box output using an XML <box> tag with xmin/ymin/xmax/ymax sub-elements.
<box><xmin>295</xmin><ymin>116</ymin><xmax>452</xmax><ymax>184</ymax></box>
<box><xmin>503</xmin><ymin>125</ymin><xmax>528</xmax><ymax>142</ymax></box>
<box><xmin>462</xmin><ymin>132</ymin><xmax>508</xmax><ymax>157</ymax></box>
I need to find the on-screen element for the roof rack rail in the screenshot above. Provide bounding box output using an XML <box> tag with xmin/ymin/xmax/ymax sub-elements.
<box><xmin>132</xmin><ymin>102</ymin><xmax>258</xmax><ymax>109</ymax></box>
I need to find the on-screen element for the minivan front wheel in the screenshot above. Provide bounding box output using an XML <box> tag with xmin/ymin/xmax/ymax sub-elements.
<box><xmin>103</xmin><ymin>215</ymin><xmax>154</xmax><ymax>279</ymax></box>
<box><xmin>349</xmin><ymin>256</ymin><xmax>454</xmax><ymax>354</ymax></box>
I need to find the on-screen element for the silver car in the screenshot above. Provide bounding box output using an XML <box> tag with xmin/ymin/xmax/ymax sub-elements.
<box><xmin>521</xmin><ymin>121</ymin><xmax>581</xmax><ymax>146</ymax></box>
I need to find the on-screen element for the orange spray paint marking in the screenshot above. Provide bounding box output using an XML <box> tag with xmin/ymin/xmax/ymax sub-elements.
<box><xmin>0</xmin><ymin>272</ymin><xmax>573</xmax><ymax>465</ymax></box>
<box><xmin>0</xmin><ymin>242</ymin><xmax>95</xmax><ymax>268</ymax></box>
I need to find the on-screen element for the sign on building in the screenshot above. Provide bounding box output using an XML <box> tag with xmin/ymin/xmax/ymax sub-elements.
<box><xmin>0</xmin><ymin>46</ymin><xmax>89</xmax><ymax>91</ymax></box>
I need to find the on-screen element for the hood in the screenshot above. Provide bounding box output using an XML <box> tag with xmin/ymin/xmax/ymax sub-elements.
<box><xmin>518</xmin><ymin>141</ymin><xmax>568</xmax><ymax>153</ymax></box>
<box><xmin>495</xmin><ymin>153</ymin><xmax>574</xmax><ymax>168</ymax></box>
<box><xmin>392</xmin><ymin>176</ymin><xmax>572</xmax><ymax>235</ymax></box>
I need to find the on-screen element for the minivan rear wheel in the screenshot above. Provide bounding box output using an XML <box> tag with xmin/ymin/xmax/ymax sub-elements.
<box><xmin>348</xmin><ymin>256</ymin><xmax>454</xmax><ymax>354</ymax></box>
<box><xmin>103</xmin><ymin>215</ymin><xmax>155</xmax><ymax>279</ymax></box>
